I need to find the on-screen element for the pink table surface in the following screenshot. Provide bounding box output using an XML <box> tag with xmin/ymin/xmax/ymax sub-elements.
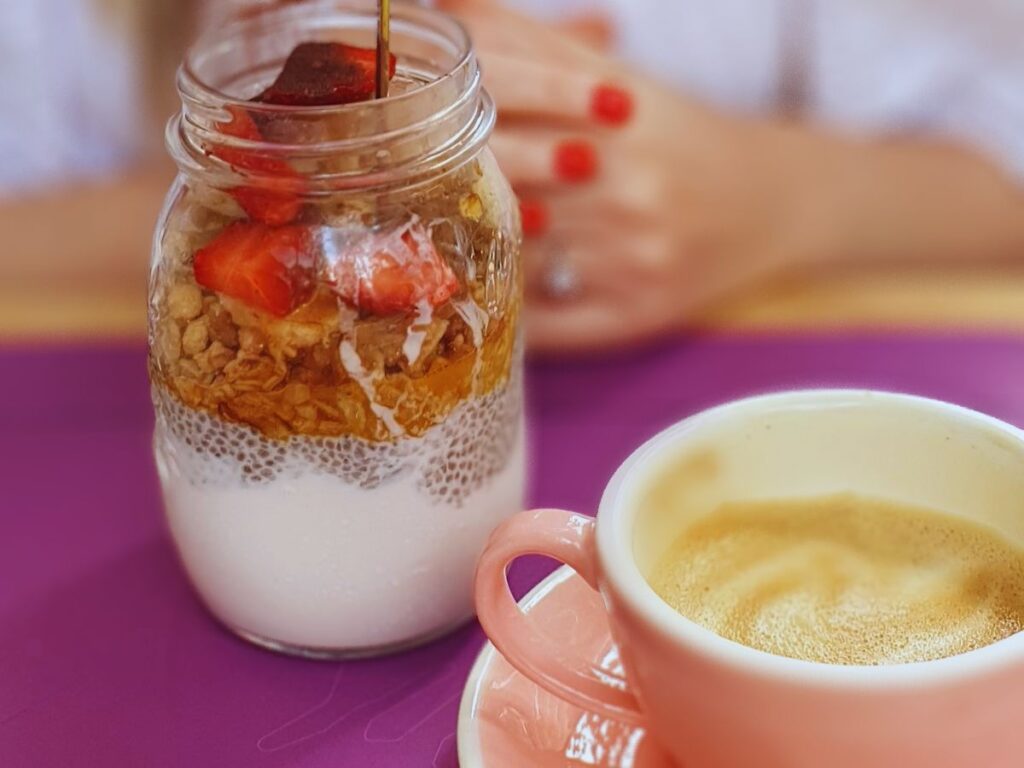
<box><xmin>2</xmin><ymin>334</ymin><xmax>1024</xmax><ymax>767</ymax></box>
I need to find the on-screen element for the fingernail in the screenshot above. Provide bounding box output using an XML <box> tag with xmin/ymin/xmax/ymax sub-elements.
<box><xmin>519</xmin><ymin>199</ymin><xmax>549</xmax><ymax>238</ymax></box>
<box><xmin>591</xmin><ymin>84</ymin><xmax>634</xmax><ymax>126</ymax></box>
<box><xmin>554</xmin><ymin>140</ymin><xmax>599</xmax><ymax>183</ymax></box>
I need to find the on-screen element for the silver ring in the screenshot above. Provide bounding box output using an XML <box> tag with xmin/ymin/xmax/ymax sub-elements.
<box><xmin>542</xmin><ymin>240</ymin><xmax>582</xmax><ymax>300</ymax></box>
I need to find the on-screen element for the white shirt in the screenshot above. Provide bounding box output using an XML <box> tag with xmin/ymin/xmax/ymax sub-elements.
<box><xmin>0</xmin><ymin>0</ymin><xmax>141</xmax><ymax>194</ymax></box>
<box><xmin>1</xmin><ymin>0</ymin><xmax>1023</xmax><ymax>191</ymax></box>
<box><xmin>510</xmin><ymin>0</ymin><xmax>1024</xmax><ymax>181</ymax></box>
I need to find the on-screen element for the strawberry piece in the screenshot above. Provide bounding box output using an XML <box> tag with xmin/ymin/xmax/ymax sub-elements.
<box><xmin>210</xmin><ymin>107</ymin><xmax>304</xmax><ymax>226</ymax></box>
<box><xmin>257</xmin><ymin>42</ymin><xmax>397</xmax><ymax>106</ymax></box>
<box><xmin>215</xmin><ymin>107</ymin><xmax>271</xmax><ymax>168</ymax></box>
<box><xmin>194</xmin><ymin>223</ymin><xmax>317</xmax><ymax>317</ymax></box>
<box><xmin>328</xmin><ymin>223</ymin><xmax>459</xmax><ymax>315</ymax></box>
<box><xmin>228</xmin><ymin>184</ymin><xmax>302</xmax><ymax>227</ymax></box>
<box><xmin>208</xmin><ymin>41</ymin><xmax>400</xmax><ymax>222</ymax></box>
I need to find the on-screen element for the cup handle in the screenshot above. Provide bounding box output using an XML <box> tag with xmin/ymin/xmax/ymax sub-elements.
<box><xmin>475</xmin><ymin>508</ymin><xmax>645</xmax><ymax>725</ymax></box>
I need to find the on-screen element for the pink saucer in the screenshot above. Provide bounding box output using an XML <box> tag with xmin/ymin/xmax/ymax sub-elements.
<box><xmin>458</xmin><ymin>567</ymin><xmax>674</xmax><ymax>767</ymax></box>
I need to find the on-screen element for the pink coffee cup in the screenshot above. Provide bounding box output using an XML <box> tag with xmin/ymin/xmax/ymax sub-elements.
<box><xmin>475</xmin><ymin>390</ymin><xmax>1024</xmax><ymax>767</ymax></box>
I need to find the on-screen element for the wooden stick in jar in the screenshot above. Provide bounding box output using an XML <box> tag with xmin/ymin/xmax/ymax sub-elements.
<box><xmin>375</xmin><ymin>0</ymin><xmax>392</xmax><ymax>99</ymax></box>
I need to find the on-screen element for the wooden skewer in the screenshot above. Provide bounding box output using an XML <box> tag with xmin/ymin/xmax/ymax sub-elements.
<box><xmin>375</xmin><ymin>0</ymin><xmax>391</xmax><ymax>99</ymax></box>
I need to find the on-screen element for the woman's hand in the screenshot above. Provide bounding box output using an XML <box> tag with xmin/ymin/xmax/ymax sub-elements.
<box><xmin>438</xmin><ymin>0</ymin><xmax>824</xmax><ymax>353</ymax></box>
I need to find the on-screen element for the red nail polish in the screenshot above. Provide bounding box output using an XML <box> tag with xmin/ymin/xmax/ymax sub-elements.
<box><xmin>519</xmin><ymin>199</ymin><xmax>549</xmax><ymax>238</ymax></box>
<box><xmin>591</xmin><ymin>84</ymin><xmax>634</xmax><ymax>126</ymax></box>
<box><xmin>554</xmin><ymin>140</ymin><xmax>599</xmax><ymax>183</ymax></box>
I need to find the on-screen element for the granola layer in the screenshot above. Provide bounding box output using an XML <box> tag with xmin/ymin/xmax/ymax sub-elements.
<box><xmin>149</xmin><ymin>153</ymin><xmax>521</xmax><ymax>443</ymax></box>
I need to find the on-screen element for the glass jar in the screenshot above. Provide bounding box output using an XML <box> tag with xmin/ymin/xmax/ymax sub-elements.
<box><xmin>148</xmin><ymin>2</ymin><xmax>524</xmax><ymax>658</ymax></box>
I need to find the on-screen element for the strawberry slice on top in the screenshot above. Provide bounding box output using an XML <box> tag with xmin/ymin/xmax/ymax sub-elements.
<box><xmin>213</xmin><ymin>107</ymin><xmax>303</xmax><ymax>226</ymax></box>
<box><xmin>194</xmin><ymin>223</ymin><xmax>317</xmax><ymax>318</ymax></box>
<box><xmin>197</xmin><ymin>42</ymin><xmax>420</xmax><ymax>317</ymax></box>
<box><xmin>327</xmin><ymin>223</ymin><xmax>459</xmax><ymax>316</ymax></box>
<box><xmin>211</xmin><ymin>42</ymin><xmax>395</xmax><ymax>224</ymax></box>
<box><xmin>258</xmin><ymin>42</ymin><xmax>397</xmax><ymax>107</ymax></box>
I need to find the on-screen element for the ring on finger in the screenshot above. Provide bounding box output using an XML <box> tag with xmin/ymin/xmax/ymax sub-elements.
<box><xmin>541</xmin><ymin>238</ymin><xmax>582</xmax><ymax>301</ymax></box>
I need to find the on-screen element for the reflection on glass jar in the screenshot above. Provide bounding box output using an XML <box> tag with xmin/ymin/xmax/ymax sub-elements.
<box><xmin>148</xmin><ymin>2</ymin><xmax>524</xmax><ymax>658</ymax></box>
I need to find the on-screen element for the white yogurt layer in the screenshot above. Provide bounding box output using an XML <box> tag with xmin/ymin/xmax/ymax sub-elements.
<box><xmin>156</xmin><ymin>422</ymin><xmax>525</xmax><ymax>651</ymax></box>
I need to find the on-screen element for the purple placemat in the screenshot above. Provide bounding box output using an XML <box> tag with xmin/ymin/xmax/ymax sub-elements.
<box><xmin>3</xmin><ymin>334</ymin><xmax>1024</xmax><ymax>767</ymax></box>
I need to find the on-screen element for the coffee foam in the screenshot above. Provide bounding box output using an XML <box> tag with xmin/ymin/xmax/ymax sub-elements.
<box><xmin>647</xmin><ymin>494</ymin><xmax>1024</xmax><ymax>665</ymax></box>
<box><xmin>152</xmin><ymin>368</ymin><xmax>521</xmax><ymax>507</ymax></box>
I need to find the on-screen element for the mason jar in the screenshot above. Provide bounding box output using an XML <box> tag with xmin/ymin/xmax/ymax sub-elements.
<box><xmin>148</xmin><ymin>2</ymin><xmax>524</xmax><ymax>658</ymax></box>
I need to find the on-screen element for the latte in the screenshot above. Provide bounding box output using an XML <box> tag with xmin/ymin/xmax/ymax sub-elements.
<box><xmin>647</xmin><ymin>494</ymin><xmax>1024</xmax><ymax>665</ymax></box>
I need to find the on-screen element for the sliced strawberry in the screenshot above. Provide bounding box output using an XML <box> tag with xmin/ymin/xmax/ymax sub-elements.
<box><xmin>208</xmin><ymin>41</ymin><xmax>399</xmax><ymax>222</ymax></box>
<box><xmin>228</xmin><ymin>184</ymin><xmax>302</xmax><ymax>227</ymax></box>
<box><xmin>215</xmin><ymin>107</ymin><xmax>271</xmax><ymax>168</ymax></box>
<box><xmin>328</xmin><ymin>223</ymin><xmax>459</xmax><ymax>315</ymax></box>
<box><xmin>211</xmin><ymin>107</ymin><xmax>303</xmax><ymax>226</ymax></box>
<box><xmin>194</xmin><ymin>223</ymin><xmax>317</xmax><ymax>317</ymax></box>
<box><xmin>257</xmin><ymin>42</ymin><xmax>397</xmax><ymax>107</ymax></box>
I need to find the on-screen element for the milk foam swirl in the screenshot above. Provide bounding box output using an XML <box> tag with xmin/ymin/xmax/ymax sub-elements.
<box><xmin>648</xmin><ymin>494</ymin><xmax>1024</xmax><ymax>665</ymax></box>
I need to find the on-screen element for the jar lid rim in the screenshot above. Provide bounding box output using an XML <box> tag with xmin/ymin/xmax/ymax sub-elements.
<box><xmin>167</xmin><ymin>1</ymin><xmax>495</xmax><ymax>193</ymax></box>
<box><xmin>178</xmin><ymin>2</ymin><xmax>475</xmax><ymax>118</ymax></box>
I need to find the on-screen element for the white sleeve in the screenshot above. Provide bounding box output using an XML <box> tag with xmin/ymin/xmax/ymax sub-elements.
<box><xmin>0</xmin><ymin>0</ymin><xmax>141</xmax><ymax>195</ymax></box>
<box><xmin>810</xmin><ymin>0</ymin><xmax>1024</xmax><ymax>183</ymax></box>
<box><xmin>499</xmin><ymin>0</ymin><xmax>785</xmax><ymax>116</ymax></box>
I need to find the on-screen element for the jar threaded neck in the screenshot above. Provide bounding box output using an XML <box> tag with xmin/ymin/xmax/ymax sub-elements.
<box><xmin>167</xmin><ymin>2</ymin><xmax>494</xmax><ymax>194</ymax></box>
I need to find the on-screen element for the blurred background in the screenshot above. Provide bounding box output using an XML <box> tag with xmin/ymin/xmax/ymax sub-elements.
<box><xmin>3</xmin><ymin>2</ymin><xmax>1024</xmax><ymax>765</ymax></box>
<box><xmin>2</xmin><ymin>0</ymin><xmax>1023</xmax><ymax>345</ymax></box>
